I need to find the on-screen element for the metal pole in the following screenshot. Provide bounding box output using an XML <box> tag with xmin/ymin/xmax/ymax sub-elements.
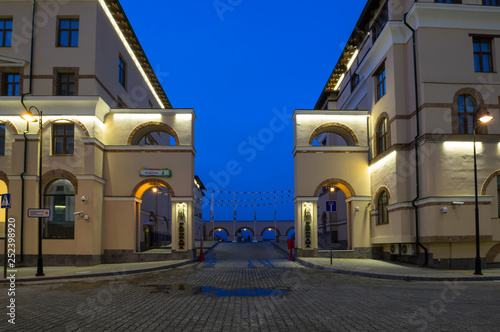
<box><xmin>3</xmin><ymin>208</ymin><xmax>8</xmax><ymax>278</ymax></box>
<box><xmin>36</xmin><ymin>108</ymin><xmax>44</xmax><ymax>277</ymax></box>
<box><xmin>473</xmin><ymin>111</ymin><xmax>482</xmax><ymax>275</ymax></box>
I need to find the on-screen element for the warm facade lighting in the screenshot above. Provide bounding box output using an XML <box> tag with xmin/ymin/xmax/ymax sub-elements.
<box><xmin>479</xmin><ymin>114</ymin><xmax>493</xmax><ymax>123</ymax></box>
<box><xmin>346</xmin><ymin>49</ymin><xmax>359</xmax><ymax>71</ymax></box>
<box><xmin>334</xmin><ymin>74</ymin><xmax>345</xmax><ymax>91</ymax></box>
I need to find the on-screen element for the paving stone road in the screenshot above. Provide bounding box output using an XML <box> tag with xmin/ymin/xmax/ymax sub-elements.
<box><xmin>2</xmin><ymin>242</ymin><xmax>500</xmax><ymax>331</ymax></box>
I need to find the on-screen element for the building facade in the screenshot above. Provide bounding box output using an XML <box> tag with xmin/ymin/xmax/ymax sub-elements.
<box><xmin>294</xmin><ymin>0</ymin><xmax>500</xmax><ymax>268</ymax></box>
<box><xmin>0</xmin><ymin>0</ymin><xmax>198</xmax><ymax>266</ymax></box>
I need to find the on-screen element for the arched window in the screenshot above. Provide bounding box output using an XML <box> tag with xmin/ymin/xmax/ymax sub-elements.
<box><xmin>44</xmin><ymin>179</ymin><xmax>75</xmax><ymax>239</ymax></box>
<box><xmin>136</xmin><ymin>131</ymin><xmax>176</xmax><ymax>146</ymax></box>
<box><xmin>457</xmin><ymin>95</ymin><xmax>476</xmax><ymax>134</ymax></box>
<box><xmin>376</xmin><ymin>118</ymin><xmax>388</xmax><ymax>155</ymax></box>
<box><xmin>377</xmin><ymin>191</ymin><xmax>389</xmax><ymax>225</ymax></box>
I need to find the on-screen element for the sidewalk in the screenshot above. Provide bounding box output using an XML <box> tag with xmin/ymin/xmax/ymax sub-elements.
<box><xmin>272</xmin><ymin>241</ymin><xmax>500</xmax><ymax>281</ymax></box>
<box><xmin>1</xmin><ymin>241</ymin><xmax>218</xmax><ymax>283</ymax></box>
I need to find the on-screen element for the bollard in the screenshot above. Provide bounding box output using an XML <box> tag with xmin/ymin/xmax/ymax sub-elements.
<box><xmin>198</xmin><ymin>238</ymin><xmax>205</xmax><ymax>262</ymax></box>
<box><xmin>330</xmin><ymin>249</ymin><xmax>333</xmax><ymax>265</ymax></box>
<box><xmin>287</xmin><ymin>238</ymin><xmax>294</xmax><ymax>261</ymax></box>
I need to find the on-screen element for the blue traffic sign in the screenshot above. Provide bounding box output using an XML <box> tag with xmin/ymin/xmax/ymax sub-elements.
<box><xmin>326</xmin><ymin>201</ymin><xmax>336</xmax><ymax>212</ymax></box>
<box><xmin>1</xmin><ymin>194</ymin><xmax>11</xmax><ymax>208</ymax></box>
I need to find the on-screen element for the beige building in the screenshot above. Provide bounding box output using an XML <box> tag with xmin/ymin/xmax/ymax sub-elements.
<box><xmin>294</xmin><ymin>0</ymin><xmax>500</xmax><ymax>268</ymax></box>
<box><xmin>0</xmin><ymin>0</ymin><xmax>199</xmax><ymax>266</ymax></box>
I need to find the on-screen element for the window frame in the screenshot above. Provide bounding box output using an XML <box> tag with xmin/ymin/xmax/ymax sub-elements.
<box><xmin>376</xmin><ymin>117</ymin><xmax>388</xmax><ymax>155</ymax></box>
<box><xmin>3</xmin><ymin>73</ymin><xmax>20</xmax><ymax>96</ymax></box>
<box><xmin>119</xmin><ymin>55</ymin><xmax>127</xmax><ymax>89</ymax></box>
<box><xmin>57</xmin><ymin>72</ymin><xmax>76</xmax><ymax>96</ymax></box>
<box><xmin>375</xmin><ymin>64</ymin><xmax>386</xmax><ymax>102</ymax></box>
<box><xmin>52</xmin><ymin>123</ymin><xmax>75</xmax><ymax>155</ymax></box>
<box><xmin>377</xmin><ymin>191</ymin><xmax>389</xmax><ymax>225</ymax></box>
<box><xmin>473</xmin><ymin>37</ymin><xmax>493</xmax><ymax>73</ymax></box>
<box><xmin>57</xmin><ymin>17</ymin><xmax>79</xmax><ymax>47</ymax></box>
<box><xmin>351</xmin><ymin>73</ymin><xmax>360</xmax><ymax>92</ymax></box>
<box><xmin>457</xmin><ymin>95</ymin><xmax>476</xmax><ymax>135</ymax></box>
<box><xmin>0</xmin><ymin>18</ymin><xmax>13</xmax><ymax>47</ymax></box>
<box><xmin>43</xmin><ymin>179</ymin><xmax>75</xmax><ymax>239</ymax></box>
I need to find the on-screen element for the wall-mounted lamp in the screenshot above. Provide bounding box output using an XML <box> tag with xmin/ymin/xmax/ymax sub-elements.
<box><xmin>355</xmin><ymin>206</ymin><xmax>360</xmax><ymax>211</ymax></box>
<box><xmin>81</xmin><ymin>195</ymin><xmax>88</xmax><ymax>203</ymax></box>
<box><xmin>452</xmin><ymin>201</ymin><xmax>464</xmax><ymax>208</ymax></box>
<box><xmin>440</xmin><ymin>207</ymin><xmax>448</xmax><ymax>214</ymax></box>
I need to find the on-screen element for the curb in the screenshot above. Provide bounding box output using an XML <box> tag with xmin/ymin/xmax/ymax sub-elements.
<box><xmin>1</xmin><ymin>241</ymin><xmax>220</xmax><ymax>283</ymax></box>
<box><xmin>270</xmin><ymin>241</ymin><xmax>500</xmax><ymax>282</ymax></box>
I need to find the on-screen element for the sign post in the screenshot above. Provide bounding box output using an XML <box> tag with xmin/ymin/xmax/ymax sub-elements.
<box><xmin>2</xmin><ymin>193</ymin><xmax>11</xmax><ymax>278</ymax></box>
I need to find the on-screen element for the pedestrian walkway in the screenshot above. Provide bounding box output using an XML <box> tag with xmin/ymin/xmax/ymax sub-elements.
<box><xmin>272</xmin><ymin>241</ymin><xmax>500</xmax><ymax>281</ymax></box>
<box><xmin>1</xmin><ymin>241</ymin><xmax>218</xmax><ymax>283</ymax></box>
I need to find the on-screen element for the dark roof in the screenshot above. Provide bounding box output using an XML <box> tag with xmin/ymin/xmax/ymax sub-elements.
<box><xmin>104</xmin><ymin>0</ymin><xmax>172</xmax><ymax>108</ymax></box>
<box><xmin>315</xmin><ymin>0</ymin><xmax>382</xmax><ymax>109</ymax></box>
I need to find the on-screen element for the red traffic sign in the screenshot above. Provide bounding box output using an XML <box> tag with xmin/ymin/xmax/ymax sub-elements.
<box><xmin>27</xmin><ymin>208</ymin><xmax>51</xmax><ymax>218</ymax></box>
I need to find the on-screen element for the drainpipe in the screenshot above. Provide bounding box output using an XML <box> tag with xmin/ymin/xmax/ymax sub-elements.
<box><xmin>404</xmin><ymin>12</ymin><xmax>428</xmax><ymax>266</ymax></box>
<box><xmin>18</xmin><ymin>0</ymin><xmax>37</xmax><ymax>263</ymax></box>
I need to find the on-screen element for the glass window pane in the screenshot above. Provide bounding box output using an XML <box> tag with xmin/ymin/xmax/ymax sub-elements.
<box><xmin>5</xmin><ymin>20</ymin><xmax>12</xmax><ymax>29</ymax></box>
<box><xmin>71</xmin><ymin>20</ymin><xmax>79</xmax><ymax>29</ymax></box>
<box><xmin>0</xmin><ymin>21</ymin><xmax>4</xmax><ymax>29</ymax></box>
<box><xmin>54</xmin><ymin>125</ymin><xmax>64</xmax><ymax>135</ymax></box>
<box><xmin>473</xmin><ymin>42</ymin><xmax>480</xmax><ymax>52</ymax></box>
<box><xmin>481</xmin><ymin>42</ymin><xmax>490</xmax><ymax>52</ymax></box>
<box><xmin>54</xmin><ymin>138</ymin><xmax>63</xmax><ymax>154</ymax></box>
<box><xmin>60</xmin><ymin>20</ymin><xmax>69</xmax><ymax>29</ymax></box>
<box><xmin>482</xmin><ymin>55</ymin><xmax>490</xmax><ymax>72</ymax></box>
<box><xmin>59</xmin><ymin>31</ymin><xmax>69</xmax><ymax>46</ymax></box>
<box><xmin>71</xmin><ymin>31</ymin><xmax>78</xmax><ymax>47</ymax></box>
<box><xmin>66</xmin><ymin>137</ymin><xmax>74</xmax><ymax>154</ymax></box>
<box><xmin>14</xmin><ymin>85</ymin><xmax>19</xmax><ymax>96</ymax></box>
<box><xmin>68</xmin><ymin>84</ymin><xmax>74</xmax><ymax>96</ymax></box>
<box><xmin>66</xmin><ymin>125</ymin><xmax>74</xmax><ymax>135</ymax></box>
<box><xmin>5</xmin><ymin>31</ymin><xmax>11</xmax><ymax>46</ymax></box>
<box><xmin>474</xmin><ymin>54</ymin><xmax>481</xmax><ymax>72</ymax></box>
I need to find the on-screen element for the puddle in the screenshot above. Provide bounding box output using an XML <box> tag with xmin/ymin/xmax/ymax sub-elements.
<box><xmin>200</xmin><ymin>286</ymin><xmax>291</xmax><ymax>297</ymax></box>
<box><xmin>146</xmin><ymin>284</ymin><xmax>291</xmax><ymax>297</ymax></box>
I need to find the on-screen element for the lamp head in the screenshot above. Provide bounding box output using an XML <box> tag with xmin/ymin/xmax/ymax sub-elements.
<box><xmin>21</xmin><ymin>111</ymin><xmax>37</xmax><ymax>122</ymax></box>
<box><xmin>478</xmin><ymin>109</ymin><xmax>493</xmax><ymax>124</ymax></box>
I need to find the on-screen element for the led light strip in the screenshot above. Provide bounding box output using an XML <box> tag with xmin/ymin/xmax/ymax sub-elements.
<box><xmin>334</xmin><ymin>49</ymin><xmax>359</xmax><ymax>91</ymax></box>
<box><xmin>98</xmin><ymin>0</ymin><xmax>165</xmax><ymax>108</ymax></box>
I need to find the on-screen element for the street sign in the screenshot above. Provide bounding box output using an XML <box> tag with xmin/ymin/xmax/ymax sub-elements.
<box><xmin>27</xmin><ymin>208</ymin><xmax>51</xmax><ymax>218</ymax></box>
<box><xmin>1</xmin><ymin>194</ymin><xmax>11</xmax><ymax>209</ymax></box>
<box><xmin>326</xmin><ymin>201</ymin><xmax>337</xmax><ymax>212</ymax></box>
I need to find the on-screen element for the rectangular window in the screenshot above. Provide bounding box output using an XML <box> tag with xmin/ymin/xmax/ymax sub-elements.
<box><xmin>375</xmin><ymin>65</ymin><xmax>386</xmax><ymax>101</ymax></box>
<box><xmin>351</xmin><ymin>73</ymin><xmax>359</xmax><ymax>92</ymax></box>
<box><xmin>119</xmin><ymin>56</ymin><xmax>127</xmax><ymax>88</ymax></box>
<box><xmin>3</xmin><ymin>73</ymin><xmax>20</xmax><ymax>96</ymax></box>
<box><xmin>0</xmin><ymin>124</ymin><xmax>5</xmax><ymax>155</ymax></box>
<box><xmin>483</xmin><ymin>0</ymin><xmax>499</xmax><ymax>5</ymax></box>
<box><xmin>0</xmin><ymin>18</ymin><xmax>12</xmax><ymax>47</ymax></box>
<box><xmin>57</xmin><ymin>72</ymin><xmax>75</xmax><ymax>96</ymax></box>
<box><xmin>473</xmin><ymin>38</ymin><xmax>493</xmax><ymax>72</ymax></box>
<box><xmin>58</xmin><ymin>18</ymin><xmax>79</xmax><ymax>47</ymax></box>
<box><xmin>371</xmin><ymin>3</ymin><xmax>388</xmax><ymax>43</ymax></box>
<box><xmin>52</xmin><ymin>123</ymin><xmax>74</xmax><ymax>155</ymax></box>
<box><xmin>435</xmin><ymin>0</ymin><xmax>462</xmax><ymax>3</ymax></box>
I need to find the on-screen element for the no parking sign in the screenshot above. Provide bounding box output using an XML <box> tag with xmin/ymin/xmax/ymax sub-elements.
<box><xmin>326</xmin><ymin>201</ymin><xmax>336</xmax><ymax>212</ymax></box>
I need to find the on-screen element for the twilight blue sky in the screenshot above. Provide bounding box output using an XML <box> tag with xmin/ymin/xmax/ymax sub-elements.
<box><xmin>120</xmin><ymin>0</ymin><xmax>367</xmax><ymax>221</ymax></box>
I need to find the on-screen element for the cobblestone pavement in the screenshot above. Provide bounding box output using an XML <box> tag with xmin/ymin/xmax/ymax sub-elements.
<box><xmin>2</xmin><ymin>242</ymin><xmax>500</xmax><ymax>331</ymax></box>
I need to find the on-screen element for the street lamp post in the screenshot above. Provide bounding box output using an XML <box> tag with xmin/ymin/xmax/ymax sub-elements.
<box><xmin>472</xmin><ymin>108</ymin><xmax>493</xmax><ymax>276</ymax></box>
<box><xmin>21</xmin><ymin>106</ymin><xmax>44</xmax><ymax>277</ymax></box>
